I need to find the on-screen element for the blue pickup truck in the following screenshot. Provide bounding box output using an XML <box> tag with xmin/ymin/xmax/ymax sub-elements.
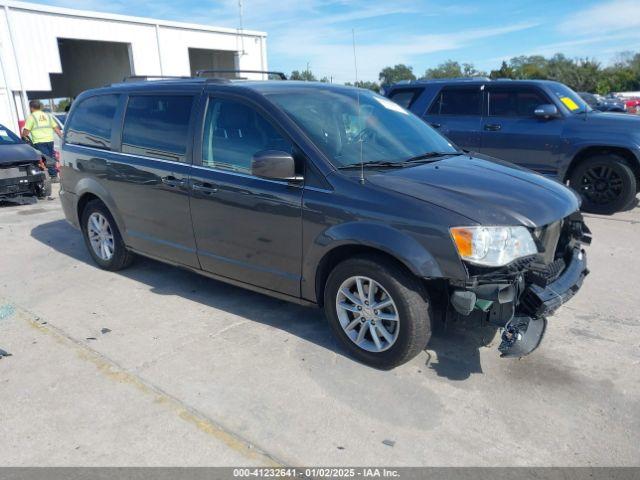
<box><xmin>385</xmin><ymin>79</ymin><xmax>640</xmax><ymax>214</ymax></box>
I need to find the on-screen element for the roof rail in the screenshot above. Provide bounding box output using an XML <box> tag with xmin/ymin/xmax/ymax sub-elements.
<box><xmin>425</xmin><ymin>76</ymin><xmax>491</xmax><ymax>82</ymax></box>
<box><xmin>195</xmin><ymin>69</ymin><xmax>287</xmax><ymax>80</ymax></box>
<box><xmin>122</xmin><ymin>75</ymin><xmax>192</xmax><ymax>82</ymax></box>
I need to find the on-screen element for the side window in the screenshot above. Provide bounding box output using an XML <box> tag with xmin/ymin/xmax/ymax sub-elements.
<box><xmin>428</xmin><ymin>88</ymin><xmax>481</xmax><ymax>115</ymax></box>
<box><xmin>66</xmin><ymin>94</ymin><xmax>119</xmax><ymax>150</ymax></box>
<box><xmin>388</xmin><ymin>89</ymin><xmax>422</xmax><ymax>109</ymax></box>
<box><xmin>202</xmin><ymin>98</ymin><xmax>292</xmax><ymax>174</ymax></box>
<box><xmin>121</xmin><ymin>95</ymin><xmax>194</xmax><ymax>162</ymax></box>
<box><xmin>489</xmin><ymin>88</ymin><xmax>549</xmax><ymax>117</ymax></box>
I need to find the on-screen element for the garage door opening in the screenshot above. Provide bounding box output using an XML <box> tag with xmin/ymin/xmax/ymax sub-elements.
<box><xmin>27</xmin><ymin>38</ymin><xmax>133</xmax><ymax>100</ymax></box>
<box><xmin>189</xmin><ymin>48</ymin><xmax>237</xmax><ymax>77</ymax></box>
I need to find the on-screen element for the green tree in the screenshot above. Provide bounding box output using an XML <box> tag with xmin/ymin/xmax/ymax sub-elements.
<box><xmin>345</xmin><ymin>80</ymin><xmax>380</xmax><ymax>91</ymax></box>
<box><xmin>423</xmin><ymin>60</ymin><xmax>463</xmax><ymax>79</ymax></box>
<box><xmin>290</xmin><ymin>69</ymin><xmax>317</xmax><ymax>81</ymax></box>
<box><xmin>378</xmin><ymin>64</ymin><xmax>416</xmax><ymax>85</ymax></box>
<box><xmin>508</xmin><ymin>55</ymin><xmax>549</xmax><ymax>79</ymax></box>
<box><xmin>490</xmin><ymin>61</ymin><xmax>515</xmax><ymax>79</ymax></box>
<box><xmin>423</xmin><ymin>60</ymin><xmax>485</xmax><ymax>79</ymax></box>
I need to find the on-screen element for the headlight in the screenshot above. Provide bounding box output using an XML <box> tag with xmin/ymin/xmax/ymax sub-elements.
<box><xmin>450</xmin><ymin>226</ymin><xmax>538</xmax><ymax>267</ymax></box>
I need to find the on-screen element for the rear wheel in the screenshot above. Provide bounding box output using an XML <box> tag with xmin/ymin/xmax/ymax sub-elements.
<box><xmin>569</xmin><ymin>154</ymin><xmax>637</xmax><ymax>214</ymax></box>
<box><xmin>324</xmin><ymin>255</ymin><xmax>431</xmax><ymax>369</ymax></box>
<box><xmin>80</xmin><ymin>200</ymin><xmax>134</xmax><ymax>271</ymax></box>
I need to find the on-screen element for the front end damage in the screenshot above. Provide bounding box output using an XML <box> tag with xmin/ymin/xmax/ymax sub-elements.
<box><xmin>0</xmin><ymin>160</ymin><xmax>49</xmax><ymax>200</ymax></box>
<box><xmin>448</xmin><ymin>212</ymin><xmax>591</xmax><ymax>358</ymax></box>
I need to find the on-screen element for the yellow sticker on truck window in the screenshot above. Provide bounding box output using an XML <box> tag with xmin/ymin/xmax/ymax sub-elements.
<box><xmin>560</xmin><ymin>96</ymin><xmax>579</xmax><ymax>111</ymax></box>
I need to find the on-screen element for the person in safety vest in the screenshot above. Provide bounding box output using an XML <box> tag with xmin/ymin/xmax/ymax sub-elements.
<box><xmin>22</xmin><ymin>100</ymin><xmax>62</xmax><ymax>181</ymax></box>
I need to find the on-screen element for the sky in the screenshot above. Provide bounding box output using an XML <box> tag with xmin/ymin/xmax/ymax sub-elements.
<box><xmin>40</xmin><ymin>0</ymin><xmax>640</xmax><ymax>83</ymax></box>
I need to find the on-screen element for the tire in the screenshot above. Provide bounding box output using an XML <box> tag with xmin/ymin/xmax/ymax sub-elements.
<box><xmin>323</xmin><ymin>255</ymin><xmax>431</xmax><ymax>370</ymax></box>
<box><xmin>35</xmin><ymin>171</ymin><xmax>52</xmax><ymax>199</ymax></box>
<box><xmin>80</xmin><ymin>199</ymin><xmax>134</xmax><ymax>271</ymax></box>
<box><xmin>569</xmin><ymin>154</ymin><xmax>637</xmax><ymax>214</ymax></box>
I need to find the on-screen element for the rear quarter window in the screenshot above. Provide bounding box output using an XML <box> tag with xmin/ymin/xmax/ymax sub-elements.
<box><xmin>388</xmin><ymin>88</ymin><xmax>423</xmax><ymax>109</ymax></box>
<box><xmin>65</xmin><ymin>94</ymin><xmax>119</xmax><ymax>150</ymax></box>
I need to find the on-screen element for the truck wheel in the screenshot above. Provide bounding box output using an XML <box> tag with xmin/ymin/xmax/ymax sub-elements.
<box><xmin>80</xmin><ymin>199</ymin><xmax>134</xmax><ymax>271</ymax></box>
<box><xmin>35</xmin><ymin>171</ymin><xmax>52</xmax><ymax>199</ymax></box>
<box><xmin>324</xmin><ymin>255</ymin><xmax>431</xmax><ymax>370</ymax></box>
<box><xmin>569</xmin><ymin>155</ymin><xmax>637</xmax><ymax>214</ymax></box>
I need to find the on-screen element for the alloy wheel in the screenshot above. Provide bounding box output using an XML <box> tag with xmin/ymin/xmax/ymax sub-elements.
<box><xmin>335</xmin><ymin>276</ymin><xmax>399</xmax><ymax>353</ymax></box>
<box><xmin>87</xmin><ymin>212</ymin><xmax>115</xmax><ymax>261</ymax></box>
<box><xmin>580</xmin><ymin>165</ymin><xmax>624</xmax><ymax>205</ymax></box>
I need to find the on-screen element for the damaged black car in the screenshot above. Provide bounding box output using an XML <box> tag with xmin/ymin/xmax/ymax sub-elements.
<box><xmin>60</xmin><ymin>79</ymin><xmax>590</xmax><ymax>369</ymax></box>
<box><xmin>0</xmin><ymin>124</ymin><xmax>51</xmax><ymax>201</ymax></box>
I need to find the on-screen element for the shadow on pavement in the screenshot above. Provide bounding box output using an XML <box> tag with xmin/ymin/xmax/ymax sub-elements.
<box><xmin>31</xmin><ymin>218</ymin><xmax>493</xmax><ymax>380</ymax></box>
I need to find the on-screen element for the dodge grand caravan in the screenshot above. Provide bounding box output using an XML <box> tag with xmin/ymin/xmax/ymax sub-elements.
<box><xmin>59</xmin><ymin>75</ymin><xmax>591</xmax><ymax>369</ymax></box>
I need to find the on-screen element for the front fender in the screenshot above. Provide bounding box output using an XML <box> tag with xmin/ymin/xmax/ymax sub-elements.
<box><xmin>301</xmin><ymin>221</ymin><xmax>459</xmax><ymax>303</ymax></box>
<box><xmin>561</xmin><ymin>141</ymin><xmax>640</xmax><ymax>181</ymax></box>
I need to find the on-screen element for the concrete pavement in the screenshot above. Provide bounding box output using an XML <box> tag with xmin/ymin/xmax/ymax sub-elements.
<box><xmin>0</xmin><ymin>187</ymin><xmax>638</xmax><ymax>466</ymax></box>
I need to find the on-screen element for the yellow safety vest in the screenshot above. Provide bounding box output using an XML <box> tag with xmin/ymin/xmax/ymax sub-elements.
<box><xmin>25</xmin><ymin>110</ymin><xmax>56</xmax><ymax>144</ymax></box>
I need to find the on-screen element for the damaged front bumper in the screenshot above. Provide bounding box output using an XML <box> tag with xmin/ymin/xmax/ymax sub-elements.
<box><xmin>449</xmin><ymin>215</ymin><xmax>590</xmax><ymax>358</ymax></box>
<box><xmin>0</xmin><ymin>170</ymin><xmax>46</xmax><ymax>198</ymax></box>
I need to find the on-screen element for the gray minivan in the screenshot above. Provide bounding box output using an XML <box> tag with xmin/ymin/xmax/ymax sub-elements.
<box><xmin>60</xmin><ymin>75</ymin><xmax>590</xmax><ymax>369</ymax></box>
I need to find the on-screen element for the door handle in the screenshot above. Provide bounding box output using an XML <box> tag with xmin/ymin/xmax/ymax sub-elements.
<box><xmin>192</xmin><ymin>182</ymin><xmax>218</xmax><ymax>195</ymax></box>
<box><xmin>161</xmin><ymin>176</ymin><xmax>186</xmax><ymax>188</ymax></box>
<box><xmin>430</xmin><ymin>123</ymin><xmax>441</xmax><ymax>129</ymax></box>
<box><xmin>484</xmin><ymin>123</ymin><xmax>502</xmax><ymax>131</ymax></box>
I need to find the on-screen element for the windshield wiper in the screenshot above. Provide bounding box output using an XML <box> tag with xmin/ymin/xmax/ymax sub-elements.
<box><xmin>402</xmin><ymin>151</ymin><xmax>462</xmax><ymax>163</ymax></box>
<box><xmin>337</xmin><ymin>160</ymin><xmax>407</xmax><ymax>170</ymax></box>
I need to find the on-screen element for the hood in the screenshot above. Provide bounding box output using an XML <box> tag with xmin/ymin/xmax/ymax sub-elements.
<box><xmin>0</xmin><ymin>142</ymin><xmax>41</xmax><ymax>166</ymax></box>
<box><xmin>366</xmin><ymin>155</ymin><xmax>580</xmax><ymax>227</ymax></box>
<box><xmin>582</xmin><ymin>110</ymin><xmax>640</xmax><ymax>130</ymax></box>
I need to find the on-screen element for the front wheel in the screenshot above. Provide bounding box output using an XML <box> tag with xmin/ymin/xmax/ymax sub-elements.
<box><xmin>569</xmin><ymin>155</ymin><xmax>637</xmax><ymax>214</ymax></box>
<box><xmin>324</xmin><ymin>255</ymin><xmax>431</xmax><ymax>370</ymax></box>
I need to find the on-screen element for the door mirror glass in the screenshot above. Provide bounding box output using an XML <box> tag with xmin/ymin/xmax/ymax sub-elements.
<box><xmin>534</xmin><ymin>104</ymin><xmax>559</xmax><ymax>119</ymax></box>
<box><xmin>251</xmin><ymin>150</ymin><xmax>300</xmax><ymax>181</ymax></box>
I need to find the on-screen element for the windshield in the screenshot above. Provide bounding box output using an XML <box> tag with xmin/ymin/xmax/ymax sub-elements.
<box><xmin>549</xmin><ymin>83</ymin><xmax>591</xmax><ymax>114</ymax></box>
<box><xmin>266</xmin><ymin>87</ymin><xmax>457</xmax><ymax>168</ymax></box>
<box><xmin>0</xmin><ymin>126</ymin><xmax>21</xmax><ymax>145</ymax></box>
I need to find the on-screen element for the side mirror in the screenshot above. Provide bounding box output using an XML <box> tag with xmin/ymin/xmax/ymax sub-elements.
<box><xmin>534</xmin><ymin>104</ymin><xmax>559</xmax><ymax>119</ymax></box>
<box><xmin>251</xmin><ymin>150</ymin><xmax>301</xmax><ymax>181</ymax></box>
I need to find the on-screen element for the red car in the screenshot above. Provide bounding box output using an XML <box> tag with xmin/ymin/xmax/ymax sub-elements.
<box><xmin>624</xmin><ymin>98</ymin><xmax>640</xmax><ymax>114</ymax></box>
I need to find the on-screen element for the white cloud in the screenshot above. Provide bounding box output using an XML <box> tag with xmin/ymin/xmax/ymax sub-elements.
<box><xmin>559</xmin><ymin>0</ymin><xmax>640</xmax><ymax>33</ymax></box>
<box><xmin>268</xmin><ymin>21</ymin><xmax>539</xmax><ymax>82</ymax></box>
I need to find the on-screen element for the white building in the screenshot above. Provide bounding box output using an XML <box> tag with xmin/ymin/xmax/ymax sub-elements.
<box><xmin>0</xmin><ymin>0</ymin><xmax>268</xmax><ymax>132</ymax></box>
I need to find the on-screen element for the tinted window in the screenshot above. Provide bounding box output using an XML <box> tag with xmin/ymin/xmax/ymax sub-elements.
<box><xmin>66</xmin><ymin>95</ymin><xmax>118</xmax><ymax>150</ymax></box>
<box><xmin>202</xmin><ymin>98</ymin><xmax>292</xmax><ymax>174</ymax></box>
<box><xmin>428</xmin><ymin>88</ymin><xmax>481</xmax><ymax>115</ymax></box>
<box><xmin>122</xmin><ymin>95</ymin><xmax>194</xmax><ymax>162</ymax></box>
<box><xmin>388</xmin><ymin>89</ymin><xmax>422</xmax><ymax>109</ymax></box>
<box><xmin>488</xmin><ymin>88</ymin><xmax>549</xmax><ymax>116</ymax></box>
